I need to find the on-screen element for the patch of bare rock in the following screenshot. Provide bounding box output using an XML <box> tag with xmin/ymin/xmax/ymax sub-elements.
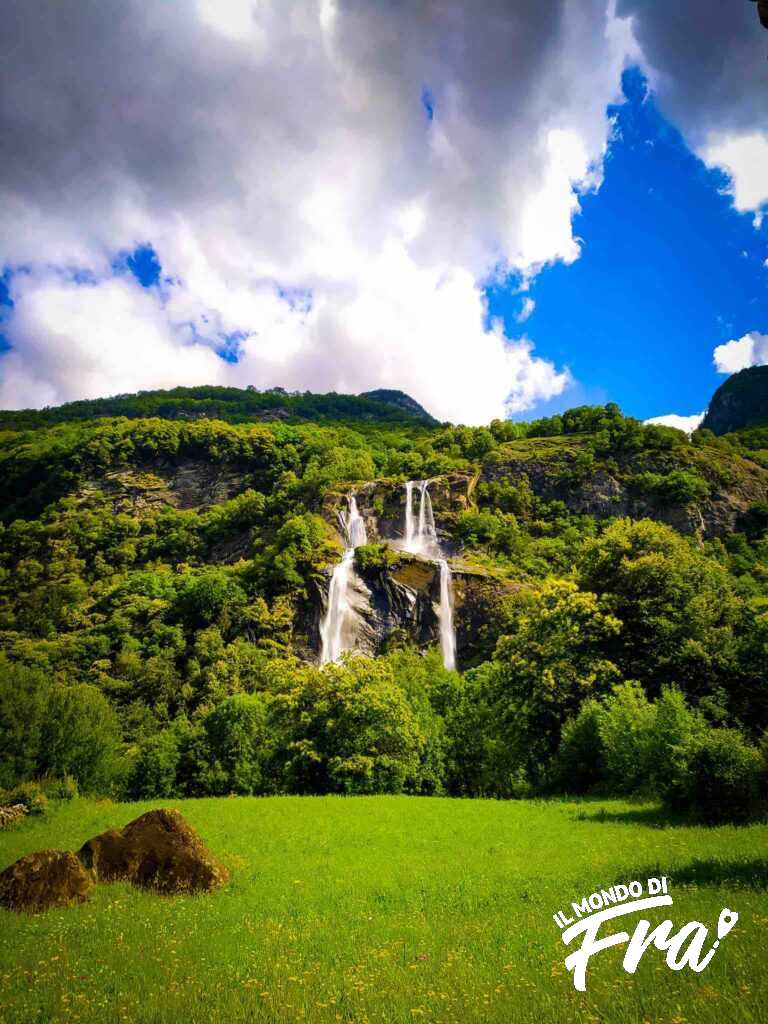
<box><xmin>0</xmin><ymin>803</ymin><xmax>29</xmax><ymax>828</ymax></box>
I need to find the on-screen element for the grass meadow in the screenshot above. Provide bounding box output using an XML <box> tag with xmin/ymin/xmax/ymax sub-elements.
<box><xmin>1</xmin><ymin>796</ymin><xmax>767</xmax><ymax>1024</ymax></box>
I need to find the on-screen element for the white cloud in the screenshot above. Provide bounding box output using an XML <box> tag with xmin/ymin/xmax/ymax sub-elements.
<box><xmin>0</xmin><ymin>272</ymin><xmax>224</xmax><ymax>410</ymax></box>
<box><xmin>713</xmin><ymin>332</ymin><xmax>768</xmax><ymax>375</ymax></box>
<box><xmin>0</xmin><ymin>0</ymin><xmax>635</xmax><ymax>423</ymax></box>
<box><xmin>516</xmin><ymin>298</ymin><xmax>536</xmax><ymax>324</ymax></box>
<box><xmin>644</xmin><ymin>412</ymin><xmax>704</xmax><ymax>434</ymax></box>
<box><xmin>0</xmin><ymin>251</ymin><xmax>570</xmax><ymax>424</ymax></box>
<box><xmin>701</xmin><ymin>133</ymin><xmax>768</xmax><ymax>214</ymax></box>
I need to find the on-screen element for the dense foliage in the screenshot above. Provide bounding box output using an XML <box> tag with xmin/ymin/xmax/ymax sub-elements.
<box><xmin>1</xmin><ymin>394</ymin><xmax>767</xmax><ymax>820</ymax></box>
<box><xmin>0</xmin><ymin>384</ymin><xmax>437</xmax><ymax>432</ymax></box>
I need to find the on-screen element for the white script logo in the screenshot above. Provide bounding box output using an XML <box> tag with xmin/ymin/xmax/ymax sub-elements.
<box><xmin>552</xmin><ymin>876</ymin><xmax>738</xmax><ymax>991</ymax></box>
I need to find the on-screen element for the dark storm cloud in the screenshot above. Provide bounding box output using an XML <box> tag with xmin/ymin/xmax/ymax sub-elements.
<box><xmin>617</xmin><ymin>0</ymin><xmax>768</xmax><ymax>143</ymax></box>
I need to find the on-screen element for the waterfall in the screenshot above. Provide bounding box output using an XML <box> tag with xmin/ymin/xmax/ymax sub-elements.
<box><xmin>319</xmin><ymin>495</ymin><xmax>368</xmax><ymax>665</ymax></box>
<box><xmin>403</xmin><ymin>480</ymin><xmax>439</xmax><ymax>559</ymax></box>
<box><xmin>402</xmin><ymin>480</ymin><xmax>456</xmax><ymax>669</ymax></box>
<box><xmin>437</xmin><ymin>559</ymin><xmax>456</xmax><ymax>671</ymax></box>
<box><xmin>404</xmin><ymin>480</ymin><xmax>415</xmax><ymax>550</ymax></box>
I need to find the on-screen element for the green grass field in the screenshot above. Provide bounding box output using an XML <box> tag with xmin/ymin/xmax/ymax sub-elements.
<box><xmin>1</xmin><ymin>797</ymin><xmax>767</xmax><ymax>1024</ymax></box>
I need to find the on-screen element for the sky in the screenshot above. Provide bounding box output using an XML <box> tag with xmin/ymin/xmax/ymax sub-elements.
<box><xmin>0</xmin><ymin>1</ymin><xmax>767</xmax><ymax>426</ymax></box>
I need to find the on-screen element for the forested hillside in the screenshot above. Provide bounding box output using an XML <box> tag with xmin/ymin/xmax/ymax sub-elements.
<box><xmin>702</xmin><ymin>366</ymin><xmax>768</xmax><ymax>436</ymax></box>
<box><xmin>0</xmin><ymin>385</ymin><xmax>438</xmax><ymax>432</ymax></box>
<box><xmin>1</xmin><ymin>389</ymin><xmax>767</xmax><ymax>820</ymax></box>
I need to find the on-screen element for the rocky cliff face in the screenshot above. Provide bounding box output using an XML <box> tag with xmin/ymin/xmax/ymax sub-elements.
<box><xmin>314</xmin><ymin>477</ymin><xmax>515</xmax><ymax>666</ymax></box>
<box><xmin>310</xmin><ymin>446</ymin><xmax>768</xmax><ymax>665</ymax></box>
<box><xmin>481</xmin><ymin>450</ymin><xmax>768</xmax><ymax>539</ymax></box>
<box><xmin>305</xmin><ymin>551</ymin><xmax>515</xmax><ymax>666</ymax></box>
<box><xmin>76</xmin><ymin>445</ymin><xmax>768</xmax><ymax>666</ymax></box>
<box><xmin>82</xmin><ymin>461</ymin><xmax>246</xmax><ymax>512</ymax></box>
<box><xmin>325</xmin><ymin>473</ymin><xmax>476</xmax><ymax>553</ymax></box>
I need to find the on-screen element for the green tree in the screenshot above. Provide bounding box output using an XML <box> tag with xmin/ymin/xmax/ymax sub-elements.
<box><xmin>577</xmin><ymin>519</ymin><xmax>740</xmax><ymax>700</ymax></box>
<box><xmin>0</xmin><ymin>658</ymin><xmax>51</xmax><ymax>788</ymax></box>
<box><xmin>470</xmin><ymin>579</ymin><xmax>622</xmax><ymax>785</ymax></box>
<box><xmin>269</xmin><ymin>657</ymin><xmax>426</xmax><ymax>794</ymax></box>
<box><xmin>39</xmin><ymin>684</ymin><xmax>120</xmax><ymax>791</ymax></box>
<box><xmin>200</xmin><ymin>692</ymin><xmax>271</xmax><ymax>795</ymax></box>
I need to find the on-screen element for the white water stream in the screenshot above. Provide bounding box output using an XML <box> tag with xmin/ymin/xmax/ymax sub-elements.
<box><xmin>402</xmin><ymin>480</ymin><xmax>456</xmax><ymax>670</ymax></box>
<box><xmin>319</xmin><ymin>495</ymin><xmax>368</xmax><ymax>664</ymax></box>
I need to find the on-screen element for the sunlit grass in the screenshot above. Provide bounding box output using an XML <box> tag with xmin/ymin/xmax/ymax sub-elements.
<box><xmin>1</xmin><ymin>796</ymin><xmax>767</xmax><ymax>1023</ymax></box>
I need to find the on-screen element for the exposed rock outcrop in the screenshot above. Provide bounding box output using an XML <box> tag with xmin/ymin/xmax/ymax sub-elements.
<box><xmin>82</xmin><ymin>460</ymin><xmax>245</xmax><ymax>513</ymax></box>
<box><xmin>0</xmin><ymin>850</ymin><xmax>95</xmax><ymax>913</ymax></box>
<box><xmin>311</xmin><ymin>439</ymin><xmax>767</xmax><ymax>663</ymax></box>
<box><xmin>323</xmin><ymin>473</ymin><xmax>474</xmax><ymax>552</ymax></box>
<box><xmin>481</xmin><ymin>451</ymin><xmax>768</xmax><ymax>539</ymax></box>
<box><xmin>78</xmin><ymin>808</ymin><xmax>228</xmax><ymax>894</ymax></box>
<box><xmin>306</xmin><ymin>548</ymin><xmax>517</xmax><ymax>666</ymax></box>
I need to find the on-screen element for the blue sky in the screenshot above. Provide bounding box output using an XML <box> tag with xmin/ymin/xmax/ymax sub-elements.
<box><xmin>487</xmin><ymin>68</ymin><xmax>768</xmax><ymax>422</ymax></box>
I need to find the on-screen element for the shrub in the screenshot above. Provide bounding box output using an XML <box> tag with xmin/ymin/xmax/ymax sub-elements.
<box><xmin>39</xmin><ymin>684</ymin><xmax>120</xmax><ymax>792</ymax></box>
<box><xmin>550</xmin><ymin>683</ymin><xmax>654</xmax><ymax>795</ymax></box>
<box><xmin>659</xmin><ymin>469</ymin><xmax>710</xmax><ymax>506</ymax></box>
<box><xmin>628</xmin><ymin>470</ymin><xmax>710</xmax><ymax>506</ymax></box>
<box><xmin>354</xmin><ymin>543</ymin><xmax>401</xmax><ymax>574</ymax></box>
<box><xmin>597</xmin><ymin>682</ymin><xmax>654</xmax><ymax>793</ymax></box>
<box><xmin>645</xmin><ymin>686</ymin><xmax>705</xmax><ymax>799</ymax></box>
<box><xmin>2</xmin><ymin>781</ymin><xmax>49</xmax><ymax>815</ymax></box>
<box><xmin>662</xmin><ymin>728</ymin><xmax>764</xmax><ymax>823</ymax></box>
<box><xmin>0</xmin><ymin>658</ymin><xmax>51</xmax><ymax>789</ymax></box>
<box><xmin>0</xmin><ymin>659</ymin><xmax>119</xmax><ymax>793</ymax></box>
<box><xmin>549</xmin><ymin>700</ymin><xmax>604</xmax><ymax>794</ymax></box>
<box><xmin>40</xmin><ymin>775</ymin><xmax>79</xmax><ymax>801</ymax></box>
<box><xmin>200</xmin><ymin>693</ymin><xmax>271</xmax><ymax>795</ymax></box>
<box><xmin>127</xmin><ymin>729</ymin><xmax>182</xmax><ymax>799</ymax></box>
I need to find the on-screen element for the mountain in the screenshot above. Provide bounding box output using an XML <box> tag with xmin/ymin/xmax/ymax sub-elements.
<box><xmin>358</xmin><ymin>389</ymin><xmax>437</xmax><ymax>425</ymax></box>
<box><xmin>701</xmin><ymin>365</ymin><xmax>768</xmax><ymax>435</ymax></box>
<box><xmin>0</xmin><ymin>385</ymin><xmax>436</xmax><ymax>431</ymax></box>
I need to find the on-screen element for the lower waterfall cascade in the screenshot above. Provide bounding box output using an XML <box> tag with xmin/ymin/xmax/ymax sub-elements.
<box><xmin>319</xmin><ymin>494</ymin><xmax>368</xmax><ymax>664</ymax></box>
<box><xmin>402</xmin><ymin>480</ymin><xmax>457</xmax><ymax>670</ymax></box>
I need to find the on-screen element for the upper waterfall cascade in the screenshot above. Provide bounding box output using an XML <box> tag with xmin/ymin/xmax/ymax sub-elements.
<box><xmin>402</xmin><ymin>480</ymin><xmax>457</xmax><ymax>670</ymax></box>
<box><xmin>319</xmin><ymin>495</ymin><xmax>368</xmax><ymax>665</ymax></box>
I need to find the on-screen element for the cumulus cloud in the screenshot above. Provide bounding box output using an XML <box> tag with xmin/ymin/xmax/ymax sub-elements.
<box><xmin>0</xmin><ymin>0</ymin><xmax>634</xmax><ymax>422</ymax></box>
<box><xmin>701</xmin><ymin>134</ymin><xmax>768</xmax><ymax>214</ymax></box>
<box><xmin>644</xmin><ymin>411</ymin><xmax>704</xmax><ymax>434</ymax></box>
<box><xmin>713</xmin><ymin>332</ymin><xmax>768</xmax><ymax>374</ymax></box>
<box><xmin>0</xmin><ymin>1</ymin><xmax>764</xmax><ymax>422</ymax></box>
<box><xmin>617</xmin><ymin>1</ymin><xmax>768</xmax><ymax>214</ymax></box>
<box><xmin>0</xmin><ymin>271</ymin><xmax>224</xmax><ymax>410</ymax></box>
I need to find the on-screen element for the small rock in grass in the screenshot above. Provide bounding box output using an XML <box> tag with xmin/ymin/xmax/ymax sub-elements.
<box><xmin>0</xmin><ymin>849</ymin><xmax>95</xmax><ymax>913</ymax></box>
<box><xmin>0</xmin><ymin>804</ymin><xmax>29</xmax><ymax>829</ymax></box>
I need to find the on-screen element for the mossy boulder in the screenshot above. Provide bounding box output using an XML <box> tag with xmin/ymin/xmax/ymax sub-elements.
<box><xmin>78</xmin><ymin>809</ymin><xmax>228</xmax><ymax>895</ymax></box>
<box><xmin>0</xmin><ymin>850</ymin><xmax>95</xmax><ymax>913</ymax></box>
